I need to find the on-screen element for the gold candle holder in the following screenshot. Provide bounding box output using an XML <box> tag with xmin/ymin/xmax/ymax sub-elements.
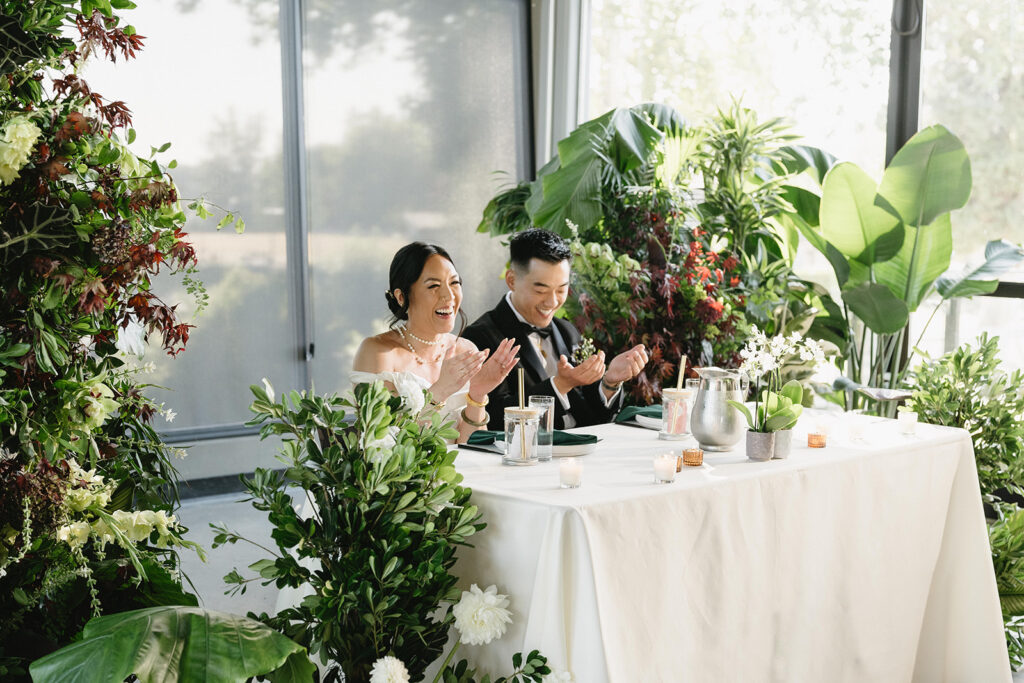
<box><xmin>682</xmin><ymin>447</ymin><xmax>704</xmax><ymax>467</ymax></box>
<box><xmin>808</xmin><ymin>432</ymin><xmax>827</xmax><ymax>448</ymax></box>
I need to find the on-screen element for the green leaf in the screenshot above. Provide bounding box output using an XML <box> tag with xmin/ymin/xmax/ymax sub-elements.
<box><xmin>820</xmin><ymin>162</ymin><xmax>902</xmax><ymax>264</ymax></box>
<box><xmin>787</xmin><ymin>214</ymin><xmax>851</xmax><ymax>287</ymax></box>
<box><xmin>874</xmin><ymin>213</ymin><xmax>953</xmax><ymax>312</ymax></box>
<box><xmin>127</xmin><ymin>128</ymin><xmax>137</xmax><ymax>144</ymax></box>
<box><xmin>841</xmin><ymin>282</ymin><xmax>909</xmax><ymax>334</ymax></box>
<box><xmin>777</xmin><ymin>144</ymin><xmax>839</xmax><ymax>185</ymax></box>
<box><xmin>877</xmin><ymin>124</ymin><xmax>971</xmax><ymax>227</ymax></box>
<box><xmin>28</xmin><ymin>606</ymin><xmax>314</xmax><ymax>683</ymax></box>
<box><xmin>935</xmin><ymin>239</ymin><xmax>1024</xmax><ymax>299</ymax></box>
<box><xmin>727</xmin><ymin>400</ymin><xmax>755</xmax><ymax>429</ymax></box>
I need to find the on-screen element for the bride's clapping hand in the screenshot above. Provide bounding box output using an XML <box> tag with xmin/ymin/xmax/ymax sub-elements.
<box><xmin>469</xmin><ymin>337</ymin><xmax>519</xmax><ymax>398</ymax></box>
<box><xmin>431</xmin><ymin>346</ymin><xmax>487</xmax><ymax>402</ymax></box>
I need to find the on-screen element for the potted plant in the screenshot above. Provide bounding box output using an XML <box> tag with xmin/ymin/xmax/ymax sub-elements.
<box><xmin>728</xmin><ymin>329</ymin><xmax>824</xmax><ymax>460</ymax></box>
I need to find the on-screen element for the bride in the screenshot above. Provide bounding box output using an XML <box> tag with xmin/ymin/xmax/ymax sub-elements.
<box><xmin>352</xmin><ymin>242</ymin><xmax>519</xmax><ymax>442</ymax></box>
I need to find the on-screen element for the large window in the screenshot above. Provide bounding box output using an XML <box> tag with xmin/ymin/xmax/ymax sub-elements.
<box><xmin>918</xmin><ymin>0</ymin><xmax>1023</xmax><ymax>368</ymax></box>
<box><xmin>302</xmin><ymin>1</ymin><xmax>532</xmax><ymax>391</ymax></box>
<box><xmin>83</xmin><ymin>1</ymin><xmax>533</xmax><ymax>480</ymax></box>
<box><xmin>588</xmin><ymin>0</ymin><xmax>893</xmax><ymax>175</ymax></box>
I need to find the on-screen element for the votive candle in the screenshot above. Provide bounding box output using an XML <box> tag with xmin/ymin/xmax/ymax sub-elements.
<box><xmin>654</xmin><ymin>454</ymin><xmax>676</xmax><ymax>483</ymax></box>
<box><xmin>559</xmin><ymin>457</ymin><xmax>583</xmax><ymax>488</ymax></box>
<box><xmin>898</xmin><ymin>410</ymin><xmax>918</xmax><ymax>435</ymax></box>
<box><xmin>808</xmin><ymin>432</ymin><xmax>827</xmax><ymax>448</ymax></box>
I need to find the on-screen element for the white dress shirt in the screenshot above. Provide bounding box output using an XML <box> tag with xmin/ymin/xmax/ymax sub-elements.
<box><xmin>504</xmin><ymin>293</ymin><xmax>618</xmax><ymax>428</ymax></box>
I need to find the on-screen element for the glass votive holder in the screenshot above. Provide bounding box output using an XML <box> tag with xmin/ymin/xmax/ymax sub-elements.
<box><xmin>503</xmin><ymin>407</ymin><xmax>540</xmax><ymax>466</ymax></box>
<box><xmin>528</xmin><ymin>395</ymin><xmax>555</xmax><ymax>462</ymax></box>
<box><xmin>682</xmin><ymin>447</ymin><xmax>704</xmax><ymax>467</ymax></box>
<box><xmin>653</xmin><ymin>453</ymin><xmax>676</xmax><ymax>483</ymax></box>
<box><xmin>898</xmin><ymin>410</ymin><xmax>918</xmax><ymax>435</ymax></box>
<box><xmin>659</xmin><ymin>388</ymin><xmax>693</xmax><ymax>440</ymax></box>
<box><xmin>808</xmin><ymin>432</ymin><xmax>827</xmax><ymax>448</ymax></box>
<box><xmin>559</xmin><ymin>457</ymin><xmax>583</xmax><ymax>488</ymax></box>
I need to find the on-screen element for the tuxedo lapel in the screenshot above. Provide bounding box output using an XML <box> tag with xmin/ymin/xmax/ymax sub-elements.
<box><xmin>493</xmin><ymin>297</ymin><xmax>547</xmax><ymax>384</ymax></box>
<box><xmin>549</xmin><ymin>322</ymin><xmax>570</xmax><ymax>361</ymax></box>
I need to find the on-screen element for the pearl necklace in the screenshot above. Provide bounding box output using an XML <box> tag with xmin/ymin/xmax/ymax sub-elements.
<box><xmin>396</xmin><ymin>326</ymin><xmax>443</xmax><ymax>365</ymax></box>
<box><xmin>402</xmin><ymin>325</ymin><xmax>444</xmax><ymax>346</ymax></box>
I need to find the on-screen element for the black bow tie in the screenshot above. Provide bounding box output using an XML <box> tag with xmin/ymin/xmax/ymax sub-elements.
<box><xmin>527</xmin><ymin>323</ymin><xmax>553</xmax><ymax>339</ymax></box>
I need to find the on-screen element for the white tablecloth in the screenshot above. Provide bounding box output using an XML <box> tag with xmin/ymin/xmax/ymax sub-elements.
<box><xmin>452</xmin><ymin>412</ymin><xmax>1010</xmax><ymax>682</ymax></box>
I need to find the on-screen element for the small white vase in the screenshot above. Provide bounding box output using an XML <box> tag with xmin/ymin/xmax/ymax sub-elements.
<box><xmin>773</xmin><ymin>429</ymin><xmax>794</xmax><ymax>459</ymax></box>
<box><xmin>746</xmin><ymin>431</ymin><xmax>775</xmax><ymax>461</ymax></box>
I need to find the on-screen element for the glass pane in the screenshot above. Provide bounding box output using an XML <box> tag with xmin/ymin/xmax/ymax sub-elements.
<box><xmin>588</xmin><ymin>0</ymin><xmax>892</xmax><ymax>176</ymax></box>
<box><xmin>920</xmin><ymin>0</ymin><xmax>1023</xmax><ymax>274</ymax></box>
<box><xmin>82</xmin><ymin>1</ymin><xmax>301</xmax><ymax>428</ymax></box>
<box><xmin>919</xmin><ymin>0</ymin><xmax>1023</xmax><ymax>360</ymax></box>
<box><xmin>303</xmin><ymin>1</ymin><xmax>531</xmax><ymax>391</ymax></box>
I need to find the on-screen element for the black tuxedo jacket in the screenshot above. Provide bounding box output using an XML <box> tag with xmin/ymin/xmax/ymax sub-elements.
<box><xmin>462</xmin><ymin>296</ymin><xmax>623</xmax><ymax>431</ymax></box>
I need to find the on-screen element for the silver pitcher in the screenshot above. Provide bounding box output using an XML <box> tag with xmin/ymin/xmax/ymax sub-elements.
<box><xmin>690</xmin><ymin>367</ymin><xmax>748</xmax><ymax>452</ymax></box>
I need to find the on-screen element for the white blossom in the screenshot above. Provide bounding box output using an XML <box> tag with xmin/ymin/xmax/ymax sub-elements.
<box><xmin>115</xmin><ymin>318</ymin><xmax>147</xmax><ymax>358</ymax></box>
<box><xmin>452</xmin><ymin>584</ymin><xmax>513</xmax><ymax>645</ymax></box>
<box><xmin>369</xmin><ymin>656</ymin><xmax>410</xmax><ymax>683</ymax></box>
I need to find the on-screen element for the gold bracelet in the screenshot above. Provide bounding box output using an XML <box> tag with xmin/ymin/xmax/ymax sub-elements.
<box><xmin>460</xmin><ymin>406</ymin><xmax>489</xmax><ymax>427</ymax></box>
<box><xmin>465</xmin><ymin>393</ymin><xmax>489</xmax><ymax>408</ymax></box>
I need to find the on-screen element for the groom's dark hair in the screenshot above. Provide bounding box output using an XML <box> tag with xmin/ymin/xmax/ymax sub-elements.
<box><xmin>509</xmin><ymin>229</ymin><xmax>571</xmax><ymax>273</ymax></box>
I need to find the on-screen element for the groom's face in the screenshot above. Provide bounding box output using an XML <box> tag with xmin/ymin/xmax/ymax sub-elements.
<box><xmin>506</xmin><ymin>258</ymin><xmax>571</xmax><ymax>329</ymax></box>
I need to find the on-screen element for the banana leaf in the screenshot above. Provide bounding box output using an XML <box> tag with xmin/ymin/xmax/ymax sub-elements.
<box><xmin>29</xmin><ymin>606</ymin><xmax>314</xmax><ymax>683</ymax></box>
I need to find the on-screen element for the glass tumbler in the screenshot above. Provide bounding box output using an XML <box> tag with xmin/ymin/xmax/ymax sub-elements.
<box><xmin>528</xmin><ymin>395</ymin><xmax>555</xmax><ymax>462</ymax></box>
<box><xmin>503</xmin><ymin>407</ymin><xmax>540</xmax><ymax>466</ymax></box>
<box><xmin>659</xmin><ymin>388</ymin><xmax>693</xmax><ymax>440</ymax></box>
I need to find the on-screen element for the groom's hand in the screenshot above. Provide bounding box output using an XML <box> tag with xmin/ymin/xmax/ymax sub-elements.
<box><xmin>603</xmin><ymin>344</ymin><xmax>649</xmax><ymax>385</ymax></box>
<box><xmin>553</xmin><ymin>351</ymin><xmax>605</xmax><ymax>395</ymax></box>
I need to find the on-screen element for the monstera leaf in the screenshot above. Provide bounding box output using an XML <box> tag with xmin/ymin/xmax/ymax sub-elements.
<box><xmin>29</xmin><ymin>606</ymin><xmax>314</xmax><ymax>683</ymax></box>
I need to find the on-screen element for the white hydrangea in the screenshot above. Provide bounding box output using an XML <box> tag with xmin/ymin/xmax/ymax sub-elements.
<box><xmin>452</xmin><ymin>583</ymin><xmax>513</xmax><ymax>646</ymax></box>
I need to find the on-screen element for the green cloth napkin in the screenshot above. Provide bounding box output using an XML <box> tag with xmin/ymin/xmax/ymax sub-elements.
<box><xmin>615</xmin><ymin>405</ymin><xmax>663</xmax><ymax>423</ymax></box>
<box><xmin>466</xmin><ymin>430</ymin><xmax>598</xmax><ymax>446</ymax></box>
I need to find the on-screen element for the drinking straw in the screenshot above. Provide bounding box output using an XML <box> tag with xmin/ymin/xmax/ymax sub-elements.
<box><xmin>517</xmin><ymin>368</ymin><xmax>527</xmax><ymax>461</ymax></box>
<box><xmin>676</xmin><ymin>355</ymin><xmax>688</xmax><ymax>390</ymax></box>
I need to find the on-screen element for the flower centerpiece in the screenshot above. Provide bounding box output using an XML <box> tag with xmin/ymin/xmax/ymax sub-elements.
<box><xmin>728</xmin><ymin>328</ymin><xmax>825</xmax><ymax>460</ymax></box>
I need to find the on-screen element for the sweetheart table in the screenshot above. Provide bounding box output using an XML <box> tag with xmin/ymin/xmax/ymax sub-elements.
<box><xmin>451</xmin><ymin>412</ymin><xmax>1010</xmax><ymax>682</ymax></box>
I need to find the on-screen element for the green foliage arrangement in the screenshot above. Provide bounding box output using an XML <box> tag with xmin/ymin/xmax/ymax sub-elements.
<box><xmin>905</xmin><ymin>333</ymin><xmax>1024</xmax><ymax>507</ymax></box>
<box><xmin>788</xmin><ymin>125</ymin><xmax>1024</xmax><ymax>412</ymax></box>
<box><xmin>0</xmin><ymin>1</ymin><xmax>270</xmax><ymax>679</ymax></box>
<box><xmin>904</xmin><ymin>334</ymin><xmax>1024</xmax><ymax>667</ymax></box>
<box><xmin>217</xmin><ymin>381</ymin><xmax>485</xmax><ymax>681</ymax></box>
<box><xmin>28</xmin><ymin>605</ymin><xmax>315</xmax><ymax>683</ymax></box>
<box><xmin>478</xmin><ymin>101</ymin><xmax>847</xmax><ymax>404</ymax></box>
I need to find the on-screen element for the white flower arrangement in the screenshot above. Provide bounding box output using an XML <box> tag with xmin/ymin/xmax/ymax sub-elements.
<box><xmin>732</xmin><ymin>327</ymin><xmax>826</xmax><ymax>432</ymax></box>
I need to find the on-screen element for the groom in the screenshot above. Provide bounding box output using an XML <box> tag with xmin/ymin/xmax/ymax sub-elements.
<box><xmin>463</xmin><ymin>229</ymin><xmax>648</xmax><ymax>431</ymax></box>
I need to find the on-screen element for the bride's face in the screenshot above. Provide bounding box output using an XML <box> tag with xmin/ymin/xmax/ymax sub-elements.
<box><xmin>404</xmin><ymin>254</ymin><xmax>462</xmax><ymax>336</ymax></box>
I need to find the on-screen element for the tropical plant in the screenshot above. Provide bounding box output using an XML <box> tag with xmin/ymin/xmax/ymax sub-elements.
<box><xmin>477</xmin><ymin>101</ymin><xmax>847</xmax><ymax>404</ymax></box>
<box><xmin>989</xmin><ymin>506</ymin><xmax>1024</xmax><ymax>670</ymax></box>
<box><xmin>216</xmin><ymin>380</ymin><xmax>485</xmax><ymax>682</ymax></box>
<box><xmin>786</xmin><ymin>124</ymin><xmax>1024</xmax><ymax>412</ymax></box>
<box><xmin>28</xmin><ymin>606</ymin><xmax>315</xmax><ymax>683</ymax></box>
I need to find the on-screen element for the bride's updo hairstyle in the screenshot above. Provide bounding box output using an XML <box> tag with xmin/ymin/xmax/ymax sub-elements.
<box><xmin>385</xmin><ymin>242</ymin><xmax>468</xmax><ymax>333</ymax></box>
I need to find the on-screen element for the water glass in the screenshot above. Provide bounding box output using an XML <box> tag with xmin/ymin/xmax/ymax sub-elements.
<box><xmin>503</xmin><ymin>407</ymin><xmax>540</xmax><ymax>466</ymax></box>
<box><xmin>528</xmin><ymin>395</ymin><xmax>555</xmax><ymax>462</ymax></box>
